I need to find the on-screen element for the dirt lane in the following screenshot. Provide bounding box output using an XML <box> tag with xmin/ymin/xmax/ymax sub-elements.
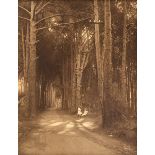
<box><xmin>19</xmin><ymin>109</ymin><xmax>136</xmax><ymax>155</ymax></box>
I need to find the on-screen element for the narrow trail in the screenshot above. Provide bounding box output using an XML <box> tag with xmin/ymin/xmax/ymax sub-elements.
<box><xmin>19</xmin><ymin>109</ymin><xmax>136</xmax><ymax>155</ymax></box>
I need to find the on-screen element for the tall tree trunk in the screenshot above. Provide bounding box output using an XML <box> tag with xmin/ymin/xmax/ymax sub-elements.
<box><xmin>62</xmin><ymin>53</ymin><xmax>69</xmax><ymax>110</ymax></box>
<box><xmin>76</xmin><ymin>44</ymin><xmax>82</xmax><ymax>110</ymax></box>
<box><xmin>62</xmin><ymin>50</ymin><xmax>65</xmax><ymax>109</ymax></box>
<box><xmin>68</xmin><ymin>53</ymin><xmax>72</xmax><ymax>110</ymax></box>
<box><xmin>71</xmin><ymin>51</ymin><xmax>77</xmax><ymax>112</ymax></box>
<box><xmin>121</xmin><ymin>0</ymin><xmax>128</xmax><ymax>114</ymax></box>
<box><xmin>29</xmin><ymin>1</ymin><xmax>37</xmax><ymax>116</ymax></box>
<box><xmin>66</xmin><ymin>55</ymin><xmax>70</xmax><ymax>110</ymax></box>
<box><xmin>49</xmin><ymin>83</ymin><xmax>52</xmax><ymax>107</ymax></box>
<box><xmin>72</xmin><ymin>26</ymin><xmax>92</xmax><ymax>113</ymax></box>
<box><xmin>21</xmin><ymin>27</ymin><xmax>27</xmax><ymax>94</ymax></box>
<box><xmin>94</xmin><ymin>0</ymin><xmax>104</xmax><ymax>114</ymax></box>
<box><xmin>26</xmin><ymin>23</ymin><xmax>31</xmax><ymax>116</ymax></box>
<box><xmin>103</xmin><ymin>0</ymin><xmax>112</xmax><ymax>128</ymax></box>
<box><xmin>94</xmin><ymin>0</ymin><xmax>101</xmax><ymax>86</ymax></box>
<box><xmin>130</xmin><ymin>63</ymin><xmax>136</xmax><ymax>117</ymax></box>
<box><xmin>71</xmin><ymin>33</ymin><xmax>78</xmax><ymax>113</ymax></box>
<box><xmin>25</xmin><ymin>23</ymin><xmax>30</xmax><ymax>91</ymax></box>
<box><xmin>74</xmin><ymin>29</ymin><xmax>90</xmax><ymax>112</ymax></box>
<box><xmin>70</xmin><ymin>33</ymin><xmax>74</xmax><ymax>112</ymax></box>
<box><xmin>52</xmin><ymin>86</ymin><xmax>56</xmax><ymax>107</ymax></box>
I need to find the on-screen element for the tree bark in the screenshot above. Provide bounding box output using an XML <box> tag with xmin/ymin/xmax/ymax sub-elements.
<box><xmin>94</xmin><ymin>0</ymin><xmax>104</xmax><ymax>114</ymax></box>
<box><xmin>29</xmin><ymin>1</ymin><xmax>37</xmax><ymax>116</ymax></box>
<box><xmin>121</xmin><ymin>0</ymin><xmax>128</xmax><ymax>113</ymax></box>
<box><xmin>76</xmin><ymin>44</ymin><xmax>82</xmax><ymax>109</ymax></box>
<box><xmin>94</xmin><ymin>0</ymin><xmax>101</xmax><ymax>86</ymax></box>
<box><xmin>71</xmin><ymin>33</ymin><xmax>78</xmax><ymax>113</ymax></box>
<box><xmin>21</xmin><ymin>27</ymin><xmax>27</xmax><ymax>94</ymax></box>
<box><xmin>102</xmin><ymin>0</ymin><xmax>113</xmax><ymax>128</ymax></box>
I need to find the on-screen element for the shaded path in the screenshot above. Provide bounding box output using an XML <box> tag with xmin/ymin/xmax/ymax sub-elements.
<box><xmin>19</xmin><ymin>109</ymin><xmax>136</xmax><ymax>155</ymax></box>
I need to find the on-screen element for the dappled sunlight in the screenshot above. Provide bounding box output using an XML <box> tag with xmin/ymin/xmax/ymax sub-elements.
<box><xmin>46</xmin><ymin>120</ymin><xmax>60</xmax><ymax>124</ymax></box>
<box><xmin>57</xmin><ymin>130</ymin><xmax>76</xmax><ymax>135</ymax></box>
<box><xmin>57</xmin><ymin>122</ymin><xmax>76</xmax><ymax>135</ymax></box>
<box><xmin>82</xmin><ymin>121</ymin><xmax>97</xmax><ymax>130</ymax></box>
<box><xmin>77</xmin><ymin>123</ymin><xmax>84</xmax><ymax>129</ymax></box>
<box><xmin>32</xmin><ymin>110</ymin><xmax>101</xmax><ymax>136</ymax></box>
<box><xmin>48</xmin><ymin>121</ymin><xmax>66</xmax><ymax>127</ymax></box>
<box><xmin>39</xmin><ymin>118</ymin><xmax>60</xmax><ymax>126</ymax></box>
<box><xmin>65</xmin><ymin>122</ymin><xmax>75</xmax><ymax>129</ymax></box>
<box><xmin>75</xmin><ymin>118</ymin><xmax>85</xmax><ymax>123</ymax></box>
<box><xmin>40</xmin><ymin>122</ymin><xmax>51</xmax><ymax>126</ymax></box>
<box><xmin>37</xmin><ymin>116</ymin><xmax>78</xmax><ymax>136</ymax></box>
<box><xmin>19</xmin><ymin>109</ymin><xmax>136</xmax><ymax>155</ymax></box>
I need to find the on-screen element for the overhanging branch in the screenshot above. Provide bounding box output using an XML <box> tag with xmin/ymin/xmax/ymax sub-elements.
<box><xmin>19</xmin><ymin>5</ymin><xmax>31</xmax><ymax>15</ymax></box>
<box><xmin>57</xmin><ymin>17</ymin><xmax>92</xmax><ymax>25</ymax></box>
<box><xmin>35</xmin><ymin>1</ymin><xmax>44</xmax><ymax>11</ymax></box>
<box><xmin>36</xmin><ymin>27</ymin><xmax>48</xmax><ymax>31</ymax></box>
<box><xmin>19</xmin><ymin>16</ymin><xmax>30</xmax><ymax>22</ymax></box>
<box><xmin>35</xmin><ymin>1</ymin><xmax>50</xmax><ymax>15</ymax></box>
<box><xmin>35</xmin><ymin>14</ymin><xmax>68</xmax><ymax>25</ymax></box>
<box><xmin>36</xmin><ymin>17</ymin><xmax>93</xmax><ymax>33</ymax></box>
<box><xmin>35</xmin><ymin>2</ymin><xmax>69</xmax><ymax>15</ymax></box>
<box><xmin>36</xmin><ymin>16</ymin><xmax>92</xmax><ymax>27</ymax></box>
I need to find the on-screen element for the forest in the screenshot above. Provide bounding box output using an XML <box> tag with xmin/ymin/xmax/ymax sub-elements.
<box><xmin>18</xmin><ymin>0</ymin><xmax>137</xmax><ymax>154</ymax></box>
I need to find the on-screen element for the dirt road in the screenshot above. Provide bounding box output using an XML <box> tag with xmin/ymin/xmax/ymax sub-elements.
<box><xmin>19</xmin><ymin>109</ymin><xmax>136</xmax><ymax>155</ymax></box>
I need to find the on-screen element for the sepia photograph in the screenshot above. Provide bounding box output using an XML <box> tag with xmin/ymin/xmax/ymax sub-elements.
<box><xmin>18</xmin><ymin>0</ymin><xmax>137</xmax><ymax>154</ymax></box>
